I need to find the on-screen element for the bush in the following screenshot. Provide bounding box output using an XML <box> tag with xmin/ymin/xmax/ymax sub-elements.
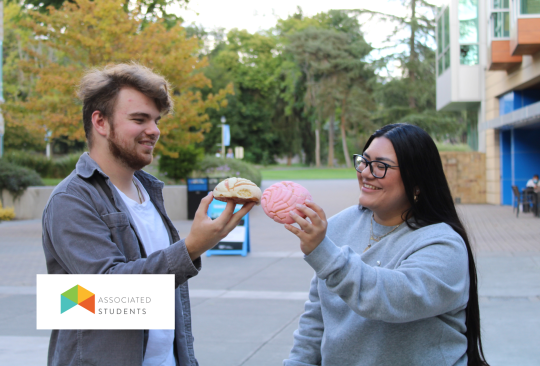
<box><xmin>0</xmin><ymin>160</ymin><xmax>44</xmax><ymax>199</ymax></box>
<box><xmin>0</xmin><ymin>202</ymin><xmax>16</xmax><ymax>222</ymax></box>
<box><xmin>158</xmin><ymin>145</ymin><xmax>204</xmax><ymax>181</ymax></box>
<box><xmin>3</xmin><ymin>151</ymin><xmax>81</xmax><ymax>178</ymax></box>
<box><xmin>194</xmin><ymin>155</ymin><xmax>262</xmax><ymax>187</ymax></box>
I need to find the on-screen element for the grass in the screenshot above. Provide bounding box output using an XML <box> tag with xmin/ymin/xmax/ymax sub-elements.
<box><xmin>261</xmin><ymin>167</ymin><xmax>357</xmax><ymax>180</ymax></box>
<box><xmin>42</xmin><ymin>178</ymin><xmax>63</xmax><ymax>186</ymax></box>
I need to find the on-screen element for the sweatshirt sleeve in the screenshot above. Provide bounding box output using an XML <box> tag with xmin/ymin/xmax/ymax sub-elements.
<box><xmin>303</xmin><ymin>230</ymin><xmax>469</xmax><ymax>323</ymax></box>
<box><xmin>43</xmin><ymin>192</ymin><xmax>200</xmax><ymax>287</ymax></box>
<box><xmin>283</xmin><ymin>273</ymin><xmax>324</xmax><ymax>366</ymax></box>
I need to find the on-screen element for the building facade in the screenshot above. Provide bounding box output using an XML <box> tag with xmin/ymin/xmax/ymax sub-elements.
<box><xmin>436</xmin><ymin>0</ymin><xmax>540</xmax><ymax>205</ymax></box>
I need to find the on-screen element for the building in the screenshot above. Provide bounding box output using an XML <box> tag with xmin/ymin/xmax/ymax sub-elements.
<box><xmin>436</xmin><ymin>0</ymin><xmax>540</xmax><ymax>205</ymax></box>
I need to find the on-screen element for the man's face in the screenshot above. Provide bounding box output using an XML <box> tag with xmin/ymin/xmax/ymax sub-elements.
<box><xmin>107</xmin><ymin>88</ymin><xmax>161</xmax><ymax>171</ymax></box>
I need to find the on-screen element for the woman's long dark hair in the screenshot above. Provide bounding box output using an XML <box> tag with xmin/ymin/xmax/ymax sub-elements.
<box><xmin>363</xmin><ymin>123</ymin><xmax>489</xmax><ymax>366</ymax></box>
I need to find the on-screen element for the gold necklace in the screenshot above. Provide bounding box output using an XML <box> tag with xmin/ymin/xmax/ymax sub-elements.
<box><xmin>133</xmin><ymin>178</ymin><xmax>144</xmax><ymax>204</ymax></box>
<box><xmin>364</xmin><ymin>213</ymin><xmax>403</xmax><ymax>253</ymax></box>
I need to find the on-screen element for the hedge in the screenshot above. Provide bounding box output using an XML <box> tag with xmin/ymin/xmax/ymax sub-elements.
<box><xmin>3</xmin><ymin>151</ymin><xmax>80</xmax><ymax>179</ymax></box>
<box><xmin>0</xmin><ymin>160</ymin><xmax>44</xmax><ymax>199</ymax></box>
<box><xmin>194</xmin><ymin>155</ymin><xmax>262</xmax><ymax>187</ymax></box>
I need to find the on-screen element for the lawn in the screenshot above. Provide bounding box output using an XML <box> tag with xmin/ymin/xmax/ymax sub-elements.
<box><xmin>42</xmin><ymin>178</ymin><xmax>63</xmax><ymax>186</ymax></box>
<box><xmin>261</xmin><ymin>167</ymin><xmax>357</xmax><ymax>180</ymax></box>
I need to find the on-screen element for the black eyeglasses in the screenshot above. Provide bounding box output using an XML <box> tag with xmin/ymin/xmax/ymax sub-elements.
<box><xmin>353</xmin><ymin>154</ymin><xmax>399</xmax><ymax>179</ymax></box>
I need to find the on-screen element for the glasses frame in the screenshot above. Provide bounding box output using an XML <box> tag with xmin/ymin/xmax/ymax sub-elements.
<box><xmin>353</xmin><ymin>154</ymin><xmax>399</xmax><ymax>179</ymax></box>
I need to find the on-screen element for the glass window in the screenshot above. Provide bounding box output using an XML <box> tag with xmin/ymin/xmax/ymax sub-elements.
<box><xmin>437</xmin><ymin>6</ymin><xmax>452</xmax><ymax>75</ymax></box>
<box><xmin>438</xmin><ymin>17</ymin><xmax>443</xmax><ymax>54</ymax></box>
<box><xmin>445</xmin><ymin>50</ymin><xmax>451</xmax><ymax>70</ymax></box>
<box><xmin>460</xmin><ymin>44</ymin><xmax>479</xmax><ymax>64</ymax></box>
<box><xmin>493</xmin><ymin>0</ymin><xmax>510</xmax><ymax>9</ymax></box>
<box><xmin>459</xmin><ymin>0</ymin><xmax>479</xmax><ymax>43</ymax></box>
<box><xmin>492</xmin><ymin>11</ymin><xmax>510</xmax><ymax>37</ymax></box>
<box><xmin>521</xmin><ymin>0</ymin><xmax>540</xmax><ymax>14</ymax></box>
<box><xmin>444</xmin><ymin>7</ymin><xmax>450</xmax><ymax>47</ymax></box>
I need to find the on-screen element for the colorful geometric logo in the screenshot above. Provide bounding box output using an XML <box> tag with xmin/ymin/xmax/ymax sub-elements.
<box><xmin>61</xmin><ymin>285</ymin><xmax>95</xmax><ymax>314</ymax></box>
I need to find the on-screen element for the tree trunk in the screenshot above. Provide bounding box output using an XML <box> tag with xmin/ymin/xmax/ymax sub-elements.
<box><xmin>341</xmin><ymin>99</ymin><xmax>352</xmax><ymax>168</ymax></box>
<box><xmin>315</xmin><ymin>124</ymin><xmax>321</xmax><ymax>168</ymax></box>
<box><xmin>328</xmin><ymin>114</ymin><xmax>335</xmax><ymax>167</ymax></box>
<box><xmin>287</xmin><ymin>153</ymin><xmax>292</xmax><ymax>166</ymax></box>
<box><xmin>409</xmin><ymin>0</ymin><xmax>417</xmax><ymax>109</ymax></box>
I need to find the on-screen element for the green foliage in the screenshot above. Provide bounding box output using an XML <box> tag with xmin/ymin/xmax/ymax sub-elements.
<box><xmin>158</xmin><ymin>145</ymin><xmax>204</xmax><ymax>181</ymax></box>
<box><xmin>0</xmin><ymin>160</ymin><xmax>44</xmax><ymax>199</ymax></box>
<box><xmin>3</xmin><ymin>151</ymin><xmax>80</xmax><ymax>178</ymax></box>
<box><xmin>194</xmin><ymin>156</ymin><xmax>262</xmax><ymax>187</ymax></box>
<box><xmin>0</xmin><ymin>202</ymin><xmax>16</xmax><ymax>222</ymax></box>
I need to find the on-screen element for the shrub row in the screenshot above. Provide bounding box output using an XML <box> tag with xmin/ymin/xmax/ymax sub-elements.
<box><xmin>0</xmin><ymin>159</ymin><xmax>44</xmax><ymax>199</ymax></box>
<box><xmin>195</xmin><ymin>155</ymin><xmax>262</xmax><ymax>187</ymax></box>
<box><xmin>3</xmin><ymin>151</ymin><xmax>81</xmax><ymax>178</ymax></box>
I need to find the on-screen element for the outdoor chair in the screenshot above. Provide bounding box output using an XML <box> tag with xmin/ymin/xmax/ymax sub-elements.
<box><xmin>512</xmin><ymin>185</ymin><xmax>535</xmax><ymax>217</ymax></box>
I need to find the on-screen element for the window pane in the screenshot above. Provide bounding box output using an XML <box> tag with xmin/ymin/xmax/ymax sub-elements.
<box><xmin>460</xmin><ymin>44</ymin><xmax>479</xmax><ymax>65</ymax></box>
<box><xmin>493</xmin><ymin>11</ymin><xmax>510</xmax><ymax>38</ymax></box>
<box><xmin>493</xmin><ymin>0</ymin><xmax>510</xmax><ymax>9</ymax></box>
<box><xmin>438</xmin><ymin>17</ymin><xmax>443</xmax><ymax>53</ymax></box>
<box><xmin>459</xmin><ymin>0</ymin><xmax>478</xmax><ymax>43</ymax></box>
<box><xmin>521</xmin><ymin>0</ymin><xmax>540</xmax><ymax>14</ymax></box>
<box><xmin>445</xmin><ymin>49</ymin><xmax>451</xmax><ymax>70</ymax></box>
<box><xmin>438</xmin><ymin>56</ymin><xmax>444</xmax><ymax>75</ymax></box>
<box><xmin>444</xmin><ymin>7</ymin><xmax>450</xmax><ymax>48</ymax></box>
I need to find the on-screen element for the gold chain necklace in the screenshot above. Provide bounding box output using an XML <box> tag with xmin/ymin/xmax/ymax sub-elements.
<box><xmin>133</xmin><ymin>178</ymin><xmax>144</xmax><ymax>204</ymax></box>
<box><xmin>364</xmin><ymin>213</ymin><xmax>403</xmax><ymax>253</ymax></box>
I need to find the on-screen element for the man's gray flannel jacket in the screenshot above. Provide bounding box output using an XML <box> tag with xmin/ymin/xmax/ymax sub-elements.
<box><xmin>42</xmin><ymin>152</ymin><xmax>201</xmax><ymax>366</ymax></box>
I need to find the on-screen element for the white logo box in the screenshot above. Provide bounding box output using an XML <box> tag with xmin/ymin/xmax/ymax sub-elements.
<box><xmin>37</xmin><ymin>274</ymin><xmax>175</xmax><ymax>329</ymax></box>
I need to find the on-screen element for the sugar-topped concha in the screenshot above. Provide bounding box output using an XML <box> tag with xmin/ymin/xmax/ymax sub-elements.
<box><xmin>213</xmin><ymin>177</ymin><xmax>262</xmax><ymax>205</ymax></box>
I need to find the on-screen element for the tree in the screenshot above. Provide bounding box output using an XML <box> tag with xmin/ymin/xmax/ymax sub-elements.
<box><xmin>199</xmin><ymin>29</ymin><xmax>284</xmax><ymax>165</ymax></box>
<box><xmin>350</xmin><ymin>1</ymin><xmax>465</xmax><ymax>140</ymax></box>
<box><xmin>5</xmin><ymin>0</ymin><xmax>231</xmax><ymax>158</ymax></box>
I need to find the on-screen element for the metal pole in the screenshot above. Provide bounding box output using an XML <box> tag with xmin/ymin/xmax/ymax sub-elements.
<box><xmin>220</xmin><ymin>116</ymin><xmax>226</xmax><ymax>159</ymax></box>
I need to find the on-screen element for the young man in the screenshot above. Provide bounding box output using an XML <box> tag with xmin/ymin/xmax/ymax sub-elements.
<box><xmin>526</xmin><ymin>174</ymin><xmax>539</xmax><ymax>189</ymax></box>
<box><xmin>41</xmin><ymin>64</ymin><xmax>254</xmax><ymax>366</ymax></box>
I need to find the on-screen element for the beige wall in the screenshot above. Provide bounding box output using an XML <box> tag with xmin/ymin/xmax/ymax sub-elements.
<box><xmin>1</xmin><ymin>185</ymin><xmax>189</xmax><ymax>221</ymax></box>
<box><xmin>440</xmin><ymin>152</ymin><xmax>486</xmax><ymax>204</ymax></box>
<box><xmin>485</xmin><ymin>129</ymin><xmax>501</xmax><ymax>205</ymax></box>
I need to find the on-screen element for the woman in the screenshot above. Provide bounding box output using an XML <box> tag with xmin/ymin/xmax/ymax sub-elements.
<box><xmin>283</xmin><ymin>124</ymin><xmax>489</xmax><ymax>366</ymax></box>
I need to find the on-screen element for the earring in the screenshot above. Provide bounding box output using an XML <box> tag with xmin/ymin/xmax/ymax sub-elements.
<box><xmin>414</xmin><ymin>190</ymin><xmax>419</xmax><ymax>202</ymax></box>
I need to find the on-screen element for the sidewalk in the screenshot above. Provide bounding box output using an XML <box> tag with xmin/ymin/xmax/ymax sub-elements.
<box><xmin>0</xmin><ymin>179</ymin><xmax>539</xmax><ymax>365</ymax></box>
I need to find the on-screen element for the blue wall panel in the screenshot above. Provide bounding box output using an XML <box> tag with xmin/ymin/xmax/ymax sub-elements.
<box><xmin>500</xmin><ymin>130</ymin><xmax>512</xmax><ymax>205</ymax></box>
<box><xmin>513</xmin><ymin>129</ymin><xmax>540</xmax><ymax>189</ymax></box>
<box><xmin>499</xmin><ymin>90</ymin><xmax>540</xmax><ymax>116</ymax></box>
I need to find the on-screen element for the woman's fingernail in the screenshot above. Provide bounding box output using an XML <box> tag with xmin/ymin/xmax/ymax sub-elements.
<box><xmin>305</xmin><ymin>199</ymin><xmax>312</xmax><ymax>203</ymax></box>
<box><xmin>296</xmin><ymin>204</ymin><xmax>304</xmax><ymax>209</ymax></box>
<box><xmin>289</xmin><ymin>211</ymin><xmax>297</xmax><ymax>216</ymax></box>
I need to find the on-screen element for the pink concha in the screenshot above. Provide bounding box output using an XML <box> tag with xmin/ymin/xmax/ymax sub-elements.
<box><xmin>261</xmin><ymin>181</ymin><xmax>312</xmax><ymax>224</ymax></box>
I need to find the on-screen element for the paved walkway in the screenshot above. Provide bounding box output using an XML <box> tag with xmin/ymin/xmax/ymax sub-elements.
<box><xmin>0</xmin><ymin>179</ymin><xmax>539</xmax><ymax>365</ymax></box>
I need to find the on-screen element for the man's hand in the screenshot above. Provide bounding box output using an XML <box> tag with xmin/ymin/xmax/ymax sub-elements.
<box><xmin>184</xmin><ymin>192</ymin><xmax>255</xmax><ymax>261</ymax></box>
<box><xmin>284</xmin><ymin>200</ymin><xmax>327</xmax><ymax>255</ymax></box>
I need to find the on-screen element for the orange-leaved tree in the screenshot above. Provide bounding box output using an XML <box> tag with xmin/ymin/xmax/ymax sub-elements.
<box><xmin>5</xmin><ymin>0</ymin><xmax>232</xmax><ymax>156</ymax></box>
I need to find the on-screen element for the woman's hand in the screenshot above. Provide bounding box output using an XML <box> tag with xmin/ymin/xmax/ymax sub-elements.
<box><xmin>285</xmin><ymin>200</ymin><xmax>327</xmax><ymax>255</ymax></box>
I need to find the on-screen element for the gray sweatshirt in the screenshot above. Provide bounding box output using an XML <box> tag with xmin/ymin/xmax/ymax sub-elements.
<box><xmin>284</xmin><ymin>206</ymin><xmax>469</xmax><ymax>366</ymax></box>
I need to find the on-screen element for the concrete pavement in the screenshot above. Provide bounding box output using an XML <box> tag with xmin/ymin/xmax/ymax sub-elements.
<box><xmin>0</xmin><ymin>179</ymin><xmax>539</xmax><ymax>365</ymax></box>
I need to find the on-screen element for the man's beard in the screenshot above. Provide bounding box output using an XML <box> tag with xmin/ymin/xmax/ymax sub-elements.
<box><xmin>108</xmin><ymin>124</ymin><xmax>154</xmax><ymax>171</ymax></box>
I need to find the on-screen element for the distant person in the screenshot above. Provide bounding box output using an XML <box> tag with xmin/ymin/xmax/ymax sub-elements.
<box><xmin>283</xmin><ymin>124</ymin><xmax>489</xmax><ymax>366</ymax></box>
<box><xmin>526</xmin><ymin>174</ymin><xmax>539</xmax><ymax>189</ymax></box>
<box><xmin>216</xmin><ymin>149</ymin><xmax>222</xmax><ymax>157</ymax></box>
<box><xmin>41</xmin><ymin>63</ymin><xmax>254</xmax><ymax>366</ymax></box>
<box><xmin>226</xmin><ymin>147</ymin><xmax>234</xmax><ymax>159</ymax></box>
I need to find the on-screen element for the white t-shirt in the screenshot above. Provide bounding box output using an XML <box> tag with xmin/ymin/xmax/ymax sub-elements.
<box><xmin>526</xmin><ymin>179</ymin><xmax>538</xmax><ymax>188</ymax></box>
<box><xmin>114</xmin><ymin>178</ymin><xmax>175</xmax><ymax>366</ymax></box>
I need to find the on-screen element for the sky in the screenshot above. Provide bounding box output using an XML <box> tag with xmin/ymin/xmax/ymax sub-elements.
<box><xmin>174</xmin><ymin>0</ymin><xmax>446</xmax><ymax>49</ymax></box>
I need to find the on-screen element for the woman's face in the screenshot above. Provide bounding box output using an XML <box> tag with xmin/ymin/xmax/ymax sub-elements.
<box><xmin>358</xmin><ymin>137</ymin><xmax>410</xmax><ymax>221</ymax></box>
